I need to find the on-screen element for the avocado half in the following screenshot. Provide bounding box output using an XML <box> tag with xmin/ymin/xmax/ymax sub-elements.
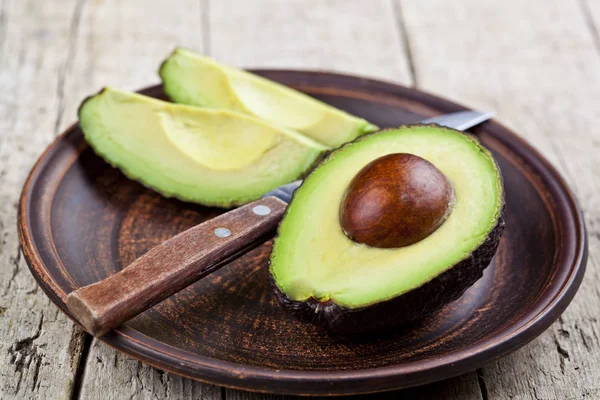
<box><xmin>78</xmin><ymin>87</ymin><xmax>326</xmax><ymax>207</ymax></box>
<box><xmin>269</xmin><ymin>125</ymin><xmax>505</xmax><ymax>334</ymax></box>
<box><xmin>159</xmin><ymin>48</ymin><xmax>377</xmax><ymax>147</ymax></box>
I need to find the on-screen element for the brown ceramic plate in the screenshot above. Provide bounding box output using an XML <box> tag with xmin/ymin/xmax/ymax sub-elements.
<box><xmin>18</xmin><ymin>72</ymin><xmax>587</xmax><ymax>396</ymax></box>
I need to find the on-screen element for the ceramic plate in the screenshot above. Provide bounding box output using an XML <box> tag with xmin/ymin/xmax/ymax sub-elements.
<box><xmin>18</xmin><ymin>72</ymin><xmax>587</xmax><ymax>395</ymax></box>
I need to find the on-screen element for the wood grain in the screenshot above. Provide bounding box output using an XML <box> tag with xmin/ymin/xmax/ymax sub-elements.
<box><xmin>0</xmin><ymin>1</ymin><xmax>90</xmax><ymax>398</ymax></box>
<box><xmin>75</xmin><ymin>338</ymin><xmax>221</xmax><ymax>400</ymax></box>
<box><xmin>2</xmin><ymin>0</ymin><xmax>597</xmax><ymax>398</ymax></box>
<box><xmin>209</xmin><ymin>0</ymin><xmax>413</xmax><ymax>84</ymax></box>
<box><xmin>399</xmin><ymin>0</ymin><xmax>600</xmax><ymax>398</ymax></box>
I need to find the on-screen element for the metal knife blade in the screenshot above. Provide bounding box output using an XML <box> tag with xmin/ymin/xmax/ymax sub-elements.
<box><xmin>264</xmin><ymin>110</ymin><xmax>492</xmax><ymax>203</ymax></box>
<box><xmin>420</xmin><ymin>110</ymin><xmax>493</xmax><ymax>131</ymax></box>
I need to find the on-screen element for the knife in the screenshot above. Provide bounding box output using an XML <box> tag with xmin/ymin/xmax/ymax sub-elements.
<box><xmin>67</xmin><ymin>111</ymin><xmax>492</xmax><ymax>337</ymax></box>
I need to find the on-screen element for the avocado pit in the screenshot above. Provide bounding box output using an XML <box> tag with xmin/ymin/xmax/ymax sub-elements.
<box><xmin>340</xmin><ymin>153</ymin><xmax>454</xmax><ymax>248</ymax></box>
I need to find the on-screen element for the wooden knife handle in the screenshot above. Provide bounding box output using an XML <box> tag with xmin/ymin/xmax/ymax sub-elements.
<box><xmin>66</xmin><ymin>196</ymin><xmax>287</xmax><ymax>337</ymax></box>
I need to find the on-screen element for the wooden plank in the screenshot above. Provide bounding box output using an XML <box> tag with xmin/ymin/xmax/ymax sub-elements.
<box><xmin>12</xmin><ymin>0</ymin><xmax>600</xmax><ymax>399</ymax></box>
<box><xmin>582</xmin><ymin>0</ymin><xmax>600</xmax><ymax>57</ymax></box>
<box><xmin>78</xmin><ymin>339</ymin><xmax>220</xmax><ymax>400</ymax></box>
<box><xmin>49</xmin><ymin>0</ymin><xmax>219</xmax><ymax>399</ymax></box>
<box><xmin>209</xmin><ymin>1</ymin><xmax>481</xmax><ymax>399</ymax></box>
<box><xmin>0</xmin><ymin>1</ymin><xmax>90</xmax><ymax>399</ymax></box>
<box><xmin>58</xmin><ymin>0</ymin><xmax>206</xmax><ymax>132</ymax></box>
<box><xmin>399</xmin><ymin>0</ymin><xmax>600</xmax><ymax>398</ymax></box>
<box><xmin>209</xmin><ymin>0</ymin><xmax>412</xmax><ymax>84</ymax></box>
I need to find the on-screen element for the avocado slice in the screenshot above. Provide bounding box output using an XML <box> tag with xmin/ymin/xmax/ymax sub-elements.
<box><xmin>159</xmin><ymin>48</ymin><xmax>378</xmax><ymax>147</ymax></box>
<box><xmin>78</xmin><ymin>87</ymin><xmax>326</xmax><ymax>207</ymax></box>
<box><xmin>269</xmin><ymin>125</ymin><xmax>505</xmax><ymax>333</ymax></box>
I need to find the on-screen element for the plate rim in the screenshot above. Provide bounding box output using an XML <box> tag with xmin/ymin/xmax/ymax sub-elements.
<box><xmin>18</xmin><ymin>71</ymin><xmax>588</xmax><ymax>396</ymax></box>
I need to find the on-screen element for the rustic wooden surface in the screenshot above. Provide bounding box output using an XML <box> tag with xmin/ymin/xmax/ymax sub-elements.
<box><xmin>0</xmin><ymin>0</ymin><xmax>598</xmax><ymax>399</ymax></box>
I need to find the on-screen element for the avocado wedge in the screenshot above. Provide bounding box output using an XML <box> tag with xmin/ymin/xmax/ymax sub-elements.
<box><xmin>78</xmin><ymin>87</ymin><xmax>326</xmax><ymax>207</ymax></box>
<box><xmin>159</xmin><ymin>48</ymin><xmax>377</xmax><ymax>147</ymax></box>
<box><xmin>269</xmin><ymin>125</ymin><xmax>505</xmax><ymax>333</ymax></box>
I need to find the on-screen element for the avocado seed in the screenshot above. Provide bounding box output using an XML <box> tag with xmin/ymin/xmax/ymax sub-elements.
<box><xmin>340</xmin><ymin>153</ymin><xmax>454</xmax><ymax>248</ymax></box>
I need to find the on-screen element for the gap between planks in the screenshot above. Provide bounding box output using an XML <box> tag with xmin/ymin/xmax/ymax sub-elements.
<box><xmin>70</xmin><ymin>333</ymin><xmax>93</xmax><ymax>400</ymax></box>
<box><xmin>578</xmin><ymin>0</ymin><xmax>600</xmax><ymax>60</ymax></box>
<box><xmin>391</xmin><ymin>0</ymin><xmax>417</xmax><ymax>87</ymax></box>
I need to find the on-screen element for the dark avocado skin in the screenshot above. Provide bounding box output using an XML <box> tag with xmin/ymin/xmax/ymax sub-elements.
<box><xmin>271</xmin><ymin>208</ymin><xmax>505</xmax><ymax>335</ymax></box>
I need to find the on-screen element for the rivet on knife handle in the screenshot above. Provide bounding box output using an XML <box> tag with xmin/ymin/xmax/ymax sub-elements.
<box><xmin>66</xmin><ymin>196</ymin><xmax>287</xmax><ymax>337</ymax></box>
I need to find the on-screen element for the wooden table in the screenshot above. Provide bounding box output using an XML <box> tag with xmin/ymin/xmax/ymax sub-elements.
<box><xmin>1</xmin><ymin>0</ymin><xmax>599</xmax><ymax>398</ymax></box>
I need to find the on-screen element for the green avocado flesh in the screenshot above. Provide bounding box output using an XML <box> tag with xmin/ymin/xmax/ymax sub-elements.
<box><xmin>159</xmin><ymin>48</ymin><xmax>377</xmax><ymax>147</ymax></box>
<box><xmin>270</xmin><ymin>125</ymin><xmax>503</xmax><ymax>309</ymax></box>
<box><xmin>78</xmin><ymin>87</ymin><xmax>326</xmax><ymax>207</ymax></box>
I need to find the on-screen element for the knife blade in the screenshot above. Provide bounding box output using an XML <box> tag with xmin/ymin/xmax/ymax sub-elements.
<box><xmin>264</xmin><ymin>110</ymin><xmax>492</xmax><ymax>203</ymax></box>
